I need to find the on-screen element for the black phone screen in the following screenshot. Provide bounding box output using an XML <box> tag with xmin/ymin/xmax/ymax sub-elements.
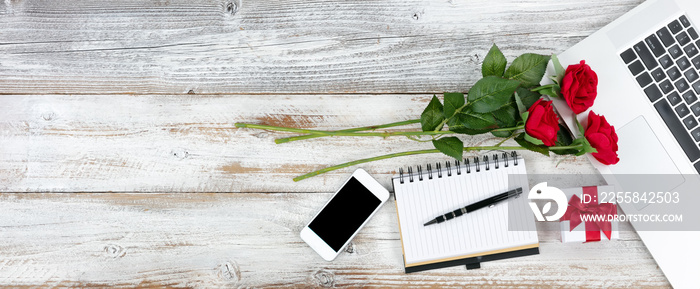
<box><xmin>308</xmin><ymin>177</ymin><xmax>382</xmax><ymax>252</ymax></box>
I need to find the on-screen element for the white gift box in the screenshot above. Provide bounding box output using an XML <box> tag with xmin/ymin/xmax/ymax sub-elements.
<box><xmin>560</xmin><ymin>185</ymin><xmax>619</xmax><ymax>243</ymax></box>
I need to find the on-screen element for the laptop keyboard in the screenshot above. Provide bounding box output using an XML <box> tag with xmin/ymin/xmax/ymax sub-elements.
<box><xmin>620</xmin><ymin>15</ymin><xmax>700</xmax><ymax>174</ymax></box>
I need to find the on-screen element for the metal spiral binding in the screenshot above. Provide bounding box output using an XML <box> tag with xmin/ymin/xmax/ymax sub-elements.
<box><xmin>397</xmin><ymin>152</ymin><xmax>520</xmax><ymax>184</ymax></box>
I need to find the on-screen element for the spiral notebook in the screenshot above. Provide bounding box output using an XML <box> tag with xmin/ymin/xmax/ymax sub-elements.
<box><xmin>392</xmin><ymin>152</ymin><xmax>539</xmax><ymax>273</ymax></box>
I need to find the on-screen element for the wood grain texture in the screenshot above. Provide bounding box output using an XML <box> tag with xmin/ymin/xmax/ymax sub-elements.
<box><xmin>0</xmin><ymin>193</ymin><xmax>671</xmax><ymax>288</ymax></box>
<box><xmin>0</xmin><ymin>0</ymin><xmax>643</xmax><ymax>94</ymax></box>
<box><xmin>0</xmin><ymin>94</ymin><xmax>599</xmax><ymax>193</ymax></box>
<box><xmin>0</xmin><ymin>0</ymin><xmax>672</xmax><ymax>286</ymax></box>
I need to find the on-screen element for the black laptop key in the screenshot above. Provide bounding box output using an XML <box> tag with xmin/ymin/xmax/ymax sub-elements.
<box><xmin>657</xmin><ymin>27</ymin><xmax>676</xmax><ymax>47</ymax></box>
<box><xmin>628</xmin><ymin>60</ymin><xmax>645</xmax><ymax>75</ymax></box>
<box><xmin>677</xmin><ymin>31</ymin><xmax>691</xmax><ymax>46</ymax></box>
<box><xmin>695</xmin><ymin>161</ymin><xmax>700</xmax><ymax>174</ymax></box>
<box><xmin>693</xmin><ymin>56</ymin><xmax>700</xmax><ymax>69</ymax></box>
<box><xmin>692</xmin><ymin>102</ymin><xmax>700</xmax><ymax>116</ymax></box>
<box><xmin>669</xmin><ymin>20</ymin><xmax>683</xmax><ymax>34</ymax></box>
<box><xmin>676</xmin><ymin>78</ymin><xmax>690</xmax><ymax>93</ymax></box>
<box><xmin>693</xmin><ymin>80</ymin><xmax>700</xmax><ymax>95</ymax></box>
<box><xmin>680</xmin><ymin>15</ymin><xmax>691</xmax><ymax>28</ymax></box>
<box><xmin>660</xmin><ymin>55</ymin><xmax>673</xmax><ymax>69</ymax></box>
<box><xmin>684</xmin><ymin>43</ymin><xmax>699</xmax><ymax>58</ymax></box>
<box><xmin>692</xmin><ymin>127</ymin><xmax>700</xmax><ymax>141</ymax></box>
<box><xmin>685</xmin><ymin>69</ymin><xmax>699</xmax><ymax>83</ymax></box>
<box><xmin>645</xmin><ymin>35</ymin><xmax>666</xmax><ymax>57</ymax></box>
<box><xmin>669</xmin><ymin>92</ymin><xmax>683</xmax><ymax>106</ymax></box>
<box><xmin>636</xmin><ymin>72</ymin><xmax>653</xmax><ymax>87</ymax></box>
<box><xmin>644</xmin><ymin>84</ymin><xmax>663</xmax><ymax>102</ymax></box>
<box><xmin>690</xmin><ymin>28</ymin><xmax>699</xmax><ymax>40</ymax></box>
<box><xmin>620</xmin><ymin>48</ymin><xmax>637</xmax><ymax>64</ymax></box>
<box><xmin>683</xmin><ymin>90</ymin><xmax>698</xmax><ymax>104</ymax></box>
<box><xmin>677</xmin><ymin>103</ymin><xmax>691</xmax><ymax>117</ymax></box>
<box><xmin>668</xmin><ymin>66</ymin><xmax>681</xmax><ymax>80</ymax></box>
<box><xmin>655</xmin><ymin>99</ymin><xmax>700</xmax><ymax>162</ymax></box>
<box><xmin>683</xmin><ymin>116</ymin><xmax>699</xmax><ymax>130</ymax></box>
<box><xmin>633</xmin><ymin>41</ymin><xmax>658</xmax><ymax>70</ymax></box>
<box><xmin>660</xmin><ymin>79</ymin><xmax>674</xmax><ymax>93</ymax></box>
<box><xmin>678</xmin><ymin>56</ymin><xmax>691</xmax><ymax>71</ymax></box>
<box><xmin>670</xmin><ymin>44</ymin><xmax>683</xmax><ymax>59</ymax></box>
<box><xmin>651</xmin><ymin>67</ymin><xmax>667</xmax><ymax>82</ymax></box>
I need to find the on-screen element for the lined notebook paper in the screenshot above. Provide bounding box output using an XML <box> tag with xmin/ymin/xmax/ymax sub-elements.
<box><xmin>392</xmin><ymin>153</ymin><xmax>538</xmax><ymax>272</ymax></box>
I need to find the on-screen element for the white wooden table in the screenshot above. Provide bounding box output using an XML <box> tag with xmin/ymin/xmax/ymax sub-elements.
<box><xmin>0</xmin><ymin>0</ymin><xmax>672</xmax><ymax>287</ymax></box>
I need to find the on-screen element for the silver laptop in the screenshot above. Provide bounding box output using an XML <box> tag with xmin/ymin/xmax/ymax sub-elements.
<box><xmin>549</xmin><ymin>0</ymin><xmax>700</xmax><ymax>287</ymax></box>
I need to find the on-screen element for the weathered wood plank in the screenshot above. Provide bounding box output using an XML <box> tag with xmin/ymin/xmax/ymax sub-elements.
<box><xmin>0</xmin><ymin>0</ymin><xmax>642</xmax><ymax>94</ymax></box>
<box><xmin>0</xmin><ymin>94</ymin><xmax>598</xmax><ymax>192</ymax></box>
<box><xmin>0</xmin><ymin>193</ymin><xmax>670</xmax><ymax>288</ymax></box>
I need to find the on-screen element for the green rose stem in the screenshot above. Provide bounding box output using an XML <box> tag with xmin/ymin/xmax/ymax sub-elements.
<box><xmin>234</xmin><ymin>123</ymin><xmax>455</xmax><ymax>138</ymax></box>
<box><xmin>274</xmin><ymin>119</ymin><xmax>421</xmax><ymax>144</ymax></box>
<box><xmin>293</xmin><ymin>143</ymin><xmax>585</xmax><ymax>182</ymax></box>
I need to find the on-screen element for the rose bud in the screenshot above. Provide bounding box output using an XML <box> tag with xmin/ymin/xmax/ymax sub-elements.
<box><xmin>585</xmin><ymin>111</ymin><xmax>619</xmax><ymax>165</ymax></box>
<box><xmin>561</xmin><ymin>60</ymin><xmax>598</xmax><ymax>114</ymax></box>
<box><xmin>525</xmin><ymin>99</ymin><xmax>560</xmax><ymax>146</ymax></box>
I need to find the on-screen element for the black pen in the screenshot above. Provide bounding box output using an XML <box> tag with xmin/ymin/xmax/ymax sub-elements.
<box><xmin>423</xmin><ymin>187</ymin><xmax>523</xmax><ymax>226</ymax></box>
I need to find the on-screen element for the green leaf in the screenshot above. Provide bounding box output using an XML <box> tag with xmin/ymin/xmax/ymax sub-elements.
<box><xmin>517</xmin><ymin>87</ymin><xmax>541</xmax><ymax>109</ymax></box>
<box><xmin>467</xmin><ymin>76</ymin><xmax>521</xmax><ymax>113</ymax></box>
<box><xmin>514</xmin><ymin>92</ymin><xmax>526</xmax><ymax>114</ymax></box>
<box><xmin>532</xmin><ymin>84</ymin><xmax>561</xmax><ymax>98</ymax></box>
<box><xmin>552</xmin><ymin>54</ymin><xmax>565</xmax><ymax>81</ymax></box>
<box><xmin>492</xmin><ymin>104</ymin><xmax>518</xmax><ymax>128</ymax></box>
<box><xmin>552</xmin><ymin>124</ymin><xmax>578</xmax><ymax>155</ymax></box>
<box><xmin>448</xmin><ymin>111</ymin><xmax>497</xmax><ymax>135</ymax></box>
<box><xmin>571</xmin><ymin>138</ymin><xmax>597</xmax><ymax>156</ymax></box>
<box><xmin>504</xmin><ymin>53</ymin><xmax>551</xmax><ymax>87</ymax></box>
<box><xmin>432</xmin><ymin>137</ymin><xmax>464</xmax><ymax>160</ymax></box>
<box><xmin>519</xmin><ymin>111</ymin><xmax>530</xmax><ymax>125</ymax></box>
<box><xmin>443</xmin><ymin>92</ymin><xmax>465</xmax><ymax>119</ymax></box>
<box><xmin>482</xmin><ymin>44</ymin><xmax>508</xmax><ymax>77</ymax></box>
<box><xmin>524</xmin><ymin>133</ymin><xmax>545</xmax><ymax>145</ymax></box>
<box><xmin>491</xmin><ymin>130</ymin><xmax>513</xmax><ymax>137</ymax></box>
<box><xmin>421</xmin><ymin>95</ymin><xmax>444</xmax><ymax>132</ymax></box>
<box><xmin>575</xmin><ymin>116</ymin><xmax>586</xmax><ymax>136</ymax></box>
<box><xmin>515</xmin><ymin>133</ymin><xmax>550</xmax><ymax>156</ymax></box>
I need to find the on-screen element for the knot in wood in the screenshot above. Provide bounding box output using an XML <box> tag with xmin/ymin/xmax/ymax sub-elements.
<box><xmin>171</xmin><ymin>148</ymin><xmax>190</xmax><ymax>159</ymax></box>
<box><xmin>217</xmin><ymin>261</ymin><xmax>241</xmax><ymax>282</ymax></box>
<box><xmin>313</xmin><ymin>270</ymin><xmax>335</xmax><ymax>287</ymax></box>
<box><xmin>104</xmin><ymin>244</ymin><xmax>126</xmax><ymax>258</ymax></box>
<box><xmin>41</xmin><ymin>112</ymin><xmax>55</xmax><ymax>121</ymax></box>
<box><xmin>344</xmin><ymin>242</ymin><xmax>355</xmax><ymax>254</ymax></box>
<box><xmin>225</xmin><ymin>0</ymin><xmax>239</xmax><ymax>17</ymax></box>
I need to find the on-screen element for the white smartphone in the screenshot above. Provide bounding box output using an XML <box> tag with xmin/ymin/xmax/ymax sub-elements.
<box><xmin>300</xmin><ymin>169</ymin><xmax>390</xmax><ymax>261</ymax></box>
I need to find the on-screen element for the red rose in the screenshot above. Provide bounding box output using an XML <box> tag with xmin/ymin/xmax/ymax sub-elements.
<box><xmin>585</xmin><ymin>111</ymin><xmax>619</xmax><ymax>165</ymax></box>
<box><xmin>525</xmin><ymin>99</ymin><xmax>560</xmax><ymax>146</ymax></box>
<box><xmin>561</xmin><ymin>60</ymin><xmax>598</xmax><ymax>114</ymax></box>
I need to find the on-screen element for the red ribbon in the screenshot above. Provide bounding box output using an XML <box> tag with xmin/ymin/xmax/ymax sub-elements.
<box><xmin>561</xmin><ymin>186</ymin><xmax>617</xmax><ymax>242</ymax></box>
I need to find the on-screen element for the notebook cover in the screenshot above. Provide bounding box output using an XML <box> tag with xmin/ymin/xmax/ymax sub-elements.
<box><xmin>404</xmin><ymin>247</ymin><xmax>540</xmax><ymax>273</ymax></box>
